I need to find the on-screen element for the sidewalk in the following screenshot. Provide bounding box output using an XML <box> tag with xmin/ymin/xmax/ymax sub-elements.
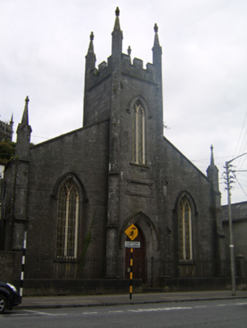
<box><xmin>19</xmin><ymin>290</ymin><xmax>247</xmax><ymax>310</ymax></box>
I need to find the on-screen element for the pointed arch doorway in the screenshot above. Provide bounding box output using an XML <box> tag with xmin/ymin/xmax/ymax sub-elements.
<box><xmin>125</xmin><ymin>225</ymin><xmax>146</xmax><ymax>282</ymax></box>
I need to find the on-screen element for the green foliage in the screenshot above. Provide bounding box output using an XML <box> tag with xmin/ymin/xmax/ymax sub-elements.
<box><xmin>0</xmin><ymin>140</ymin><xmax>16</xmax><ymax>164</ymax></box>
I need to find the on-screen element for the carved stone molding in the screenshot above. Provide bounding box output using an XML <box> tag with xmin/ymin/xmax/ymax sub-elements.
<box><xmin>125</xmin><ymin>179</ymin><xmax>153</xmax><ymax>198</ymax></box>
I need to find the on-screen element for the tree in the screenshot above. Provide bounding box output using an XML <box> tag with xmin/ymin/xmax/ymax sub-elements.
<box><xmin>0</xmin><ymin>140</ymin><xmax>15</xmax><ymax>164</ymax></box>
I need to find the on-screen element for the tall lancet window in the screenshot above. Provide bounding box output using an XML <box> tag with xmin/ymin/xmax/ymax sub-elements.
<box><xmin>178</xmin><ymin>195</ymin><xmax>193</xmax><ymax>261</ymax></box>
<box><xmin>132</xmin><ymin>101</ymin><xmax>146</xmax><ymax>164</ymax></box>
<box><xmin>56</xmin><ymin>179</ymin><xmax>79</xmax><ymax>258</ymax></box>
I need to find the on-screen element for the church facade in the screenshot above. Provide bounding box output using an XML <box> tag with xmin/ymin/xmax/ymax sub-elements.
<box><xmin>0</xmin><ymin>9</ymin><xmax>226</xmax><ymax>291</ymax></box>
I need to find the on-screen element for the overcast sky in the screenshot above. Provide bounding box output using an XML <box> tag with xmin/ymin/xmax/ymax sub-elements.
<box><xmin>1</xmin><ymin>0</ymin><xmax>247</xmax><ymax>205</ymax></box>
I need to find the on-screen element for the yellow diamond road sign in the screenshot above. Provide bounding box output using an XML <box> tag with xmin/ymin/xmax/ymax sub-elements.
<box><xmin>125</xmin><ymin>224</ymin><xmax>138</xmax><ymax>241</ymax></box>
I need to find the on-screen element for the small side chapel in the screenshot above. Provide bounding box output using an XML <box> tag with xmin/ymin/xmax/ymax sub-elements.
<box><xmin>0</xmin><ymin>8</ymin><xmax>226</xmax><ymax>292</ymax></box>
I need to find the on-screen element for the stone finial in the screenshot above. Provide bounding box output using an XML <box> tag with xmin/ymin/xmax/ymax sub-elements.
<box><xmin>22</xmin><ymin>96</ymin><xmax>29</xmax><ymax>125</ymax></box>
<box><xmin>10</xmin><ymin>113</ymin><xmax>14</xmax><ymax>125</ymax></box>
<box><xmin>153</xmin><ymin>23</ymin><xmax>160</xmax><ymax>50</ymax></box>
<box><xmin>210</xmin><ymin>145</ymin><xmax>215</xmax><ymax>166</ymax></box>
<box><xmin>127</xmin><ymin>46</ymin><xmax>131</xmax><ymax>56</ymax></box>
<box><xmin>87</xmin><ymin>31</ymin><xmax>95</xmax><ymax>56</ymax></box>
<box><xmin>112</xmin><ymin>6</ymin><xmax>122</xmax><ymax>57</ymax></box>
<box><xmin>15</xmin><ymin>96</ymin><xmax>32</xmax><ymax>157</ymax></box>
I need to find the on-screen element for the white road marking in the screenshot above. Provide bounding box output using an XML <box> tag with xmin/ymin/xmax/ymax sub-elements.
<box><xmin>25</xmin><ymin>310</ymin><xmax>67</xmax><ymax>316</ymax></box>
<box><xmin>217</xmin><ymin>302</ymin><xmax>247</xmax><ymax>307</ymax></box>
<box><xmin>3</xmin><ymin>301</ymin><xmax>245</xmax><ymax>318</ymax></box>
<box><xmin>164</xmin><ymin>307</ymin><xmax>192</xmax><ymax>311</ymax></box>
<box><xmin>128</xmin><ymin>307</ymin><xmax>192</xmax><ymax>313</ymax></box>
<box><xmin>194</xmin><ymin>306</ymin><xmax>207</xmax><ymax>308</ymax></box>
<box><xmin>6</xmin><ymin>313</ymin><xmax>30</xmax><ymax>316</ymax></box>
<box><xmin>83</xmin><ymin>312</ymin><xmax>98</xmax><ymax>315</ymax></box>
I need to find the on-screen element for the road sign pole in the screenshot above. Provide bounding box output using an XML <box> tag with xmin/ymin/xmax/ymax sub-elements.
<box><xmin>129</xmin><ymin>247</ymin><xmax>133</xmax><ymax>300</ymax></box>
<box><xmin>20</xmin><ymin>231</ymin><xmax>27</xmax><ymax>303</ymax></box>
<box><xmin>124</xmin><ymin>224</ymin><xmax>138</xmax><ymax>300</ymax></box>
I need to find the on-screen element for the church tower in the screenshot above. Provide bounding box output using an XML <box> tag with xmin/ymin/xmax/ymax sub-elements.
<box><xmin>83</xmin><ymin>8</ymin><xmax>164</xmax><ymax>278</ymax></box>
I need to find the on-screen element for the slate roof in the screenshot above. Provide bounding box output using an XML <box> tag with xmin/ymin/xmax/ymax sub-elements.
<box><xmin>222</xmin><ymin>201</ymin><xmax>247</xmax><ymax>222</ymax></box>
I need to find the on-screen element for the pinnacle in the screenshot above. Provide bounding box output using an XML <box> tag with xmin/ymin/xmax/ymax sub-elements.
<box><xmin>153</xmin><ymin>23</ymin><xmax>160</xmax><ymax>48</ymax></box>
<box><xmin>87</xmin><ymin>31</ymin><xmax>95</xmax><ymax>54</ymax></box>
<box><xmin>21</xmin><ymin>96</ymin><xmax>29</xmax><ymax>125</ymax></box>
<box><xmin>210</xmin><ymin>145</ymin><xmax>215</xmax><ymax>166</ymax></box>
<box><xmin>113</xmin><ymin>7</ymin><xmax>121</xmax><ymax>31</ymax></box>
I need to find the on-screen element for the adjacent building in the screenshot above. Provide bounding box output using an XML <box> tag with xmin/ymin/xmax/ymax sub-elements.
<box><xmin>222</xmin><ymin>202</ymin><xmax>247</xmax><ymax>278</ymax></box>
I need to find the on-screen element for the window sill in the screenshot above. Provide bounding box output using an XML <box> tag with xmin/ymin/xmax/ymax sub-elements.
<box><xmin>178</xmin><ymin>260</ymin><xmax>194</xmax><ymax>265</ymax></box>
<box><xmin>130</xmin><ymin>162</ymin><xmax>150</xmax><ymax>169</ymax></box>
<box><xmin>54</xmin><ymin>257</ymin><xmax>79</xmax><ymax>263</ymax></box>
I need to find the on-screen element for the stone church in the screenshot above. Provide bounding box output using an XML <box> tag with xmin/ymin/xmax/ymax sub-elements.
<box><xmin>0</xmin><ymin>8</ymin><xmax>227</xmax><ymax>293</ymax></box>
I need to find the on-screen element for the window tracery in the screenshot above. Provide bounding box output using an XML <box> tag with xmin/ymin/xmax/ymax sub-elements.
<box><xmin>132</xmin><ymin>101</ymin><xmax>145</xmax><ymax>164</ymax></box>
<box><xmin>56</xmin><ymin>179</ymin><xmax>79</xmax><ymax>258</ymax></box>
<box><xmin>178</xmin><ymin>195</ymin><xmax>193</xmax><ymax>261</ymax></box>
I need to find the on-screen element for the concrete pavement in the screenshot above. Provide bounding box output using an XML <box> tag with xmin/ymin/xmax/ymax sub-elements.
<box><xmin>19</xmin><ymin>290</ymin><xmax>247</xmax><ymax>310</ymax></box>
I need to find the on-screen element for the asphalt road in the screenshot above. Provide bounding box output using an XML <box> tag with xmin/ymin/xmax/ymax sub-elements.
<box><xmin>1</xmin><ymin>299</ymin><xmax>247</xmax><ymax>328</ymax></box>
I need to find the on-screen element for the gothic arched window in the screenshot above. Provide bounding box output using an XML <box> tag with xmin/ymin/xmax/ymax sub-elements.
<box><xmin>132</xmin><ymin>101</ymin><xmax>145</xmax><ymax>164</ymax></box>
<box><xmin>56</xmin><ymin>179</ymin><xmax>79</xmax><ymax>258</ymax></box>
<box><xmin>178</xmin><ymin>195</ymin><xmax>193</xmax><ymax>261</ymax></box>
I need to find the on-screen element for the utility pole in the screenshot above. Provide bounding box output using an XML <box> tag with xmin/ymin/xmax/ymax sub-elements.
<box><xmin>225</xmin><ymin>160</ymin><xmax>236</xmax><ymax>296</ymax></box>
<box><xmin>225</xmin><ymin>152</ymin><xmax>247</xmax><ymax>296</ymax></box>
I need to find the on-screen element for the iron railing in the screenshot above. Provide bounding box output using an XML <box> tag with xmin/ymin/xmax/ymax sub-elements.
<box><xmin>23</xmin><ymin>254</ymin><xmax>246</xmax><ymax>282</ymax></box>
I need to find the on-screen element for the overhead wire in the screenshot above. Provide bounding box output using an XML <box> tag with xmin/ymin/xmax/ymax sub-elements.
<box><xmin>233</xmin><ymin>112</ymin><xmax>247</xmax><ymax>158</ymax></box>
<box><xmin>232</xmin><ymin>171</ymin><xmax>247</xmax><ymax>197</ymax></box>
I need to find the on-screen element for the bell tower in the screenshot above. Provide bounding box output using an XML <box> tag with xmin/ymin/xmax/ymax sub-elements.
<box><xmin>83</xmin><ymin>8</ymin><xmax>164</xmax><ymax>277</ymax></box>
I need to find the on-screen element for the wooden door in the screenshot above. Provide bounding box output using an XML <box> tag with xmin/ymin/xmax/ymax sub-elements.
<box><xmin>125</xmin><ymin>226</ymin><xmax>146</xmax><ymax>282</ymax></box>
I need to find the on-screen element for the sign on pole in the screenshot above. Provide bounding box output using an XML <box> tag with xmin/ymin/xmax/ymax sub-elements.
<box><xmin>125</xmin><ymin>241</ymin><xmax>140</xmax><ymax>248</ymax></box>
<box><xmin>124</xmin><ymin>224</ymin><xmax>138</xmax><ymax>241</ymax></box>
<box><xmin>124</xmin><ymin>224</ymin><xmax>138</xmax><ymax>299</ymax></box>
